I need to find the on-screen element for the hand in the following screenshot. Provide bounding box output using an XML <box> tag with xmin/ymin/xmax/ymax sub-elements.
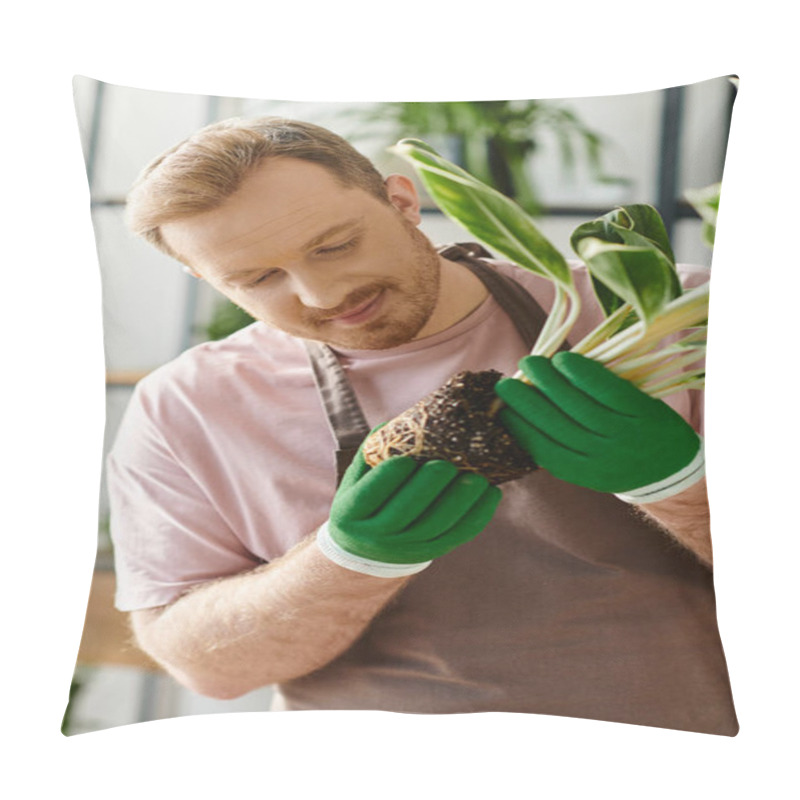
<box><xmin>494</xmin><ymin>352</ymin><xmax>704</xmax><ymax>500</ymax></box>
<box><xmin>317</xmin><ymin>441</ymin><xmax>502</xmax><ymax>576</ymax></box>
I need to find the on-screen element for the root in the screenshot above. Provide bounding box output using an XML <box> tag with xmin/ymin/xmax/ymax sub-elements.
<box><xmin>362</xmin><ymin>370</ymin><xmax>536</xmax><ymax>485</ymax></box>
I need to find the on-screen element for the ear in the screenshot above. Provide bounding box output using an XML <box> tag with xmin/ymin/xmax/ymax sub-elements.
<box><xmin>384</xmin><ymin>174</ymin><xmax>422</xmax><ymax>225</ymax></box>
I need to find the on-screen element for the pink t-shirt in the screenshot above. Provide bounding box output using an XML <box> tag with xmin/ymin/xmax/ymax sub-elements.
<box><xmin>108</xmin><ymin>259</ymin><xmax>706</xmax><ymax>611</ymax></box>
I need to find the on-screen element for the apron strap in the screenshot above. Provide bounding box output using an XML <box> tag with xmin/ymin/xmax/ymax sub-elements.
<box><xmin>437</xmin><ymin>243</ymin><xmax>547</xmax><ymax>351</ymax></box>
<box><xmin>304</xmin><ymin>243</ymin><xmax>552</xmax><ymax>484</ymax></box>
<box><xmin>303</xmin><ymin>337</ymin><xmax>372</xmax><ymax>482</ymax></box>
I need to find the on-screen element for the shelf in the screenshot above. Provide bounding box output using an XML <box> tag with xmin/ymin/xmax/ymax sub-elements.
<box><xmin>106</xmin><ymin>369</ymin><xmax>151</xmax><ymax>387</ymax></box>
<box><xmin>76</xmin><ymin>570</ymin><xmax>161</xmax><ymax>672</ymax></box>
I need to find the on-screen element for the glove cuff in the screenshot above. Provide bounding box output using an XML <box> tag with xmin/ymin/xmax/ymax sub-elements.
<box><xmin>614</xmin><ymin>440</ymin><xmax>705</xmax><ymax>505</ymax></box>
<box><xmin>315</xmin><ymin>521</ymin><xmax>433</xmax><ymax>578</ymax></box>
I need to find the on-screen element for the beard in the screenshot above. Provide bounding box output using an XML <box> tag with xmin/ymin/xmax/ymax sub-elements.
<box><xmin>302</xmin><ymin>223</ymin><xmax>442</xmax><ymax>350</ymax></box>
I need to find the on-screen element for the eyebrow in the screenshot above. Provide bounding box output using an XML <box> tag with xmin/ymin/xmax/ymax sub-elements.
<box><xmin>223</xmin><ymin>217</ymin><xmax>364</xmax><ymax>284</ymax></box>
<box><xmin>302</xmin><ymin>217</ymin><xmax>364</xmax><ymax>250</ymax></box>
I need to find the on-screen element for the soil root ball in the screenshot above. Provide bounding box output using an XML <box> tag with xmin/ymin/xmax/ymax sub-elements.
<box><xmin>362</xmin><ymin>370</ymin><xmax>537</xmax><ymax>485</ymax></box>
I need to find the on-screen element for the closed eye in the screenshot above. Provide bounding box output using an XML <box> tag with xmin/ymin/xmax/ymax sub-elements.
<box><xmin>238</xmin><ymin>234</ymin><xmax>360</xmax><ymax>287</ymax></box>
<box><xmin>245</xmin><ymin>270</ymin><xmax>280</xmax><ymax>287</ymax></box>
<box><xmin>315</xmin><ymin>237</ymin><xmax>359</xmax><ymax>256</ymax></box>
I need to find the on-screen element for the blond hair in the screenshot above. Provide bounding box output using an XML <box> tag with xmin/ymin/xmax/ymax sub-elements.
<box><xmin>125</xmin><ymin>117</ymin><xmax>389</xmax><ymax>264</ymax></box>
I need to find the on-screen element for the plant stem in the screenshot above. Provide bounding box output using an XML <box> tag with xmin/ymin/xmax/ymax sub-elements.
<box><xmin>644</xmin><ymin>368</ymin><xmax>706</xmax><ymax>397</ymax></box>
<box><xmin>531</xmin><ymin>286</ymin><xmax>582</xmax><ymax>358</ymax></box>
<box><xmin>607</xmin><ymin>330</ymin><xmax>707</xmax><ymax>379</ymax></box>
<box><xmin>615</xmin><ymin>347</ymin><xmax>706</xmax><ymax>388</ymax></box>
<box><xmin>569</xmin><ymin>302</ymin><xmax>635</xmax><ymax>355</ymax></box>
<box><xmin>530</xmin><ymin>285</ymin><xmax>567</xmax><ymax>357</ymax></box>
<box><xmin>609</xmin><ymin>338</ymin><xmax>703</xmax><ymax>375</ymax></box>
<box><xmin>585</xmin><ymin>283</ymin><xmax>709</xmax><ymax>364</ymax></box>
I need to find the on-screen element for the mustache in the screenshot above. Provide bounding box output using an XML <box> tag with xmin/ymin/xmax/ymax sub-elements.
<box><xmin>302</xmin><ymin>282</ymin><xmax>395</xmax><ymax>324</ymax></box>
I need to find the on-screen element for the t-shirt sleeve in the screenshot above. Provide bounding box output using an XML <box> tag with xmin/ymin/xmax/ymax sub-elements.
<box><xmin>107</xmin><ymin>384</ymin><xmax>263</xmax><ymax>612</ymax></box>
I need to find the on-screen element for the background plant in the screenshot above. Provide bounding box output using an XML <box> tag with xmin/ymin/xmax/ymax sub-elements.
<box><xmin>685</xmin><ymin>182</ymin><xmax>721</xmax><ymax>247</ymax></box>
<box><xmin>349</xmin><ymin>99</ymin><xmax>626</xmax><ymax>215</ymax></box>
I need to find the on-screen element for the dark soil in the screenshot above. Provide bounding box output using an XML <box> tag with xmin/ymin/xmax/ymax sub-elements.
<box><xmin>362</xmin><ymin>369</ymin><xmax>537</xmax><ymax>485</ymax></box>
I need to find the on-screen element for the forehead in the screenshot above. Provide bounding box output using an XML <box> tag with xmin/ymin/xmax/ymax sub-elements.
<box><xmin>161</xmin><ymin>157</ymin><xmax>376</xmax><ymax>272</ymax></box>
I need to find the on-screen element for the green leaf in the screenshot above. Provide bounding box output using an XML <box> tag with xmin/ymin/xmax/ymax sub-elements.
<box><xmin>571</xmin><ymin>204</ymin><xmax>676</xmax><ymax>264</ymax></box>
<box><xmin>573</xmin><ymin>238</ymin><xmax>683</xmax><ymax>326</ymax></box>
<box><xmin>685</xmin><ymin>183</ymin><xmax>721</xmax><ymax>248</ymax></box>
<box><xmin>570</xmin><ymin>204</ymin><xmax>680</xmax><ymax>320</ymax></box>
<box><xmin>609</xmin><ymin>205</ymin><xmax>676</xmax><ymax>263</ymax></box>
<box><xmin>391</xmin><ymin>138</ymin><xmax>574</xmax><ymax>292</ymax></box>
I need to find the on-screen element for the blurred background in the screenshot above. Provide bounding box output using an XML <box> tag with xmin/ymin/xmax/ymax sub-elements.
<box><xmin>65</xmin><ymin>75</ymin><xmax>736</xmax><ymax>735</ymax></box>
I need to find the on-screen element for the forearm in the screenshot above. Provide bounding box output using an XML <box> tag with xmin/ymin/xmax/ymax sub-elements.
<box><xmin>130</xmin><ymin>534</ymin><xmax>411</xmax><ymax>699</ymax></box>
<box><xmin>635</xmin><ymin>477</ymin><xmax>712</xmax><ymax>567</ymax></box>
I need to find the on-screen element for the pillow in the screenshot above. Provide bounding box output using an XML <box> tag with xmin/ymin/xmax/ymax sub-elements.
<box><xmin>65</xmin><ymin>75</ymin><xmax>738</xmax><ymax>737</ymax></box>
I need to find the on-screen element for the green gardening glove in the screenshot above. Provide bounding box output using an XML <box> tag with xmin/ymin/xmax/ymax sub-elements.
<box><xmin>316</xmin><ymin>441</ymin><xmax>502</xmax><ymax>577</ymax></box>
<box><xmin>494</xmin><ymin>352</ymin><xmax>704</xmax><ymax>502</ymax></box>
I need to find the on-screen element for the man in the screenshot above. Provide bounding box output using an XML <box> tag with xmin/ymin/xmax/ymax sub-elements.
<box><xmin>110</xmin><ymin>116</ymin><xmax>737</xmax><ymax>734</ymax></box>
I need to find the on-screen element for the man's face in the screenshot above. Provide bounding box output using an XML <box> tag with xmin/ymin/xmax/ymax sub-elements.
<box><xmin>160</xmin><ymin>157</ymin><xmax>443</xmax><ymax>350</ymax></box>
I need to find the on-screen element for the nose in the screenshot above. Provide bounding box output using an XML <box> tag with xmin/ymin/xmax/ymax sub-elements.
<box><xmin>287</xmin><ymin>268</ymin><xmax>347</xmax><ymax>311</ymax></box>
